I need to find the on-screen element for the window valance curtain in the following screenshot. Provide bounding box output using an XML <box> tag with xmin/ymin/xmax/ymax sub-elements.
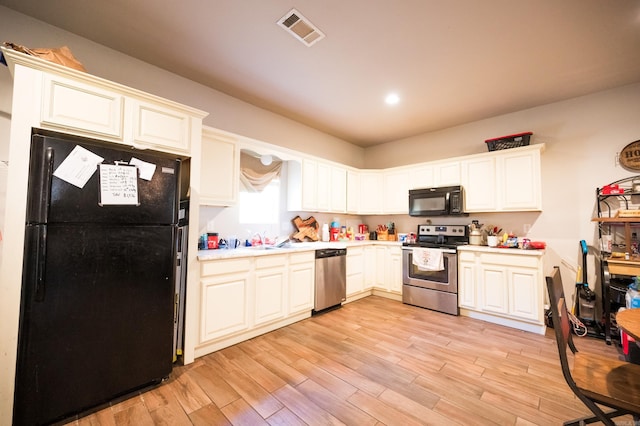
<box><xmin>240</xmin><ymin>152</ymin><xmax>282</xmax><ymax>192</ymax></box>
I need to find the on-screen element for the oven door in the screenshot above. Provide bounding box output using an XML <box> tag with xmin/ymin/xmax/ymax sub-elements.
<box><xmin>402</xmin><ymin>247</ymin><xmax>457</xmax><ymax>293</ymax></box>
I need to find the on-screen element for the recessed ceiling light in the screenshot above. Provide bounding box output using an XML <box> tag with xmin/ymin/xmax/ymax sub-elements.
<box><xmin>385</xmin><ymin>93</ymin><xmax>400</xmax><ymax>105</ymax></box>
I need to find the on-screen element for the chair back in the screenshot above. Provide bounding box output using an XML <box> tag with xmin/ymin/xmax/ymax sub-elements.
<box><xmin>546</xmin><ymin>266</ymin><xmax>579</xmax><ymax>388</ymax></box>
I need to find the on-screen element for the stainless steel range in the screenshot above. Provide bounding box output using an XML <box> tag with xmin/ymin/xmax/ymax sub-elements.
<box><xmin>402</xmin><ymin>224</ymin><xmax>468</xmax><ymax>315</ymax></box>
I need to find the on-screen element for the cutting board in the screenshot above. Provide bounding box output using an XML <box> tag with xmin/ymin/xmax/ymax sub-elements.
<box><xmin>291</xmin><ymin>216</ymin><xmax>319</xmax><ymax>242</ymax></box>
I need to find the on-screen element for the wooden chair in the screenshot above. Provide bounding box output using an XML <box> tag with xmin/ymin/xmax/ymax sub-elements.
<box><xmin>546</xmin><ymin>265</ymin><xmax>640</xmax><ymax>425</ymax></box>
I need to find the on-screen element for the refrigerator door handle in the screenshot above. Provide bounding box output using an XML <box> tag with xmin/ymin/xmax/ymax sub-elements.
<box><xmin>34</xmin><ymin>226</ymin><xmax>48</xmax><ymax>302</ymax></box>
<box><xmin>40</xmin><ymin>147</ymin><xmax>55</xmax><ymax>222</ymax></box>
<box><xmin>28</xmin><ymin>146</ymin><xmax>55</xmax><ymax>223</ymax></box>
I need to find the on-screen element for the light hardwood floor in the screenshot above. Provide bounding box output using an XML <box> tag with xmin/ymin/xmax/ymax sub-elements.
<box><xmin>67</xmin><ymin>296</ymin><xmax>629</xmax><ymax>425</ymax></box>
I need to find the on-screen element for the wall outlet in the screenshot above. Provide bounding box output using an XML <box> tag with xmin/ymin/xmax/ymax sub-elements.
<box><xmin>523</xmin><ymin>224</ymin><xmax>531</xmax><ymax>235</ymax></box>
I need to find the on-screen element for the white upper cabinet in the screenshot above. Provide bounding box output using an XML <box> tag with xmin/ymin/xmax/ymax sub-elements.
<box><xmin>462</xmin><ymin>144</ymin><xmax>543</xmax><ymax>212</ymax></box>
<box><xmin>383</xmin><ymin>168</ymin><xmax>410</xmax><ymax>214</ymax></box>
<box><xmin>358</xmin><ymin>171</ymin><xmax>383</xmax><ymax>214</ymax></box>
<box><xmin>497</xmin><ymin>147</ymin><xmax>542</xmax><ymax>211</ymax></box>
<box><xmin>346</xmin><ymin>169</ymin><xmax>360</xmax><ymax>214</ymax></box>
<box><xmin>434</xmin><ymin>160</ymin><xmax>461</xmax><ymax>186</ymax></box>
<box><xmin>200</xmin><ymin>127</ymin><xmax>239</xmax><ymax>206</ymax></box>
<box><xmin>283</xmin><ymin>134</ymin><xmax>542</xmax><ymax>215</ymax></box>
<box><xmin>330</xmin><ymin>166</ymin><xmax>347</xmax><ymax>213</ymax></box>
<box><xmin>409</xmin><ymin>160</ymin><xmax>460</xmax><ymax>189</ymax></box>
<box><xmin>41</xmin><ymin>73</ymin><xmax>124</xmax><ymax>139</ymax></box>
<box><xmin>461</xmin><ymin>157</ymin><xmax>497</xmax><ymax>211</ymax></box>
<box><xmin>129</xmin><ymin>99</ymin><xmax>192</xmax><ymax>154</ymax></box>
<box><xmin>287</xmin><ymin>158</ymin><xmax>347</xmax><ymax>213</ymax></box>
<box><xmin>17</xmin><ymin>54</ymin><xmax>207</xmax><ymax>156</ymax></box>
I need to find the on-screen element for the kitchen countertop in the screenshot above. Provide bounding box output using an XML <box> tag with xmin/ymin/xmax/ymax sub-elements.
<box><xmin>457</xmin><ymin>245</ymin><xmax>545</xmax><ymax>256</ymax></box>
<box><xmin>197</xmin><ymin>240</ymin><xmax>401</xmax><ymax>261</ymax></box>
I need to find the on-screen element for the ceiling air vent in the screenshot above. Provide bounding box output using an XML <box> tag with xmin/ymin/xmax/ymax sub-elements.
<box><xmin>277</xmin><ymin>9</ymin><xmax>325</xmax><ymax>47</ymax></box>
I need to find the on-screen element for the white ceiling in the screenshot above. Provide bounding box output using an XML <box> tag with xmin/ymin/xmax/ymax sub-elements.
<box><xmin>2</xmin><ymin>0</ymin><xmax>640</xmax><ymax>147</ymax></box>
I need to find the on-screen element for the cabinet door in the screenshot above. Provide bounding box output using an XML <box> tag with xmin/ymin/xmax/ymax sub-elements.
<box><xmin>363</xmin><ymin>246</ymin><xmax>376</xmax><ymax>289</ymax></box>
<box><xmin>200</xmin><ymin>274</ymin><xmax>250</xmax><ymax>342</ymax></box>
<box><xmin>409</xmin><ymin>164</ymin><xmax>434</xmax><ymax>189</ymax></box>
<box><xmin>374</xmin><ymin>246</ymin><xmax>387</xmax><ymax>289</ymax></box>
<box><xmin>461</xmin><ymin>157</ymin><xmax>496</xmax><ymax>212</ymax></box>
<box><xmin>346</xmin><ymin>247</ymin><xmax>364</xmax><ymax>296</ymax></box>
<box><xmin>387</xmin><ymin>247</ymin><xmax>403</xmax><ymax>293</ymax></box>
<box><xmin>434</xmin><ymin>161</ymin><xmax>461</xmax><ymax>186</ymax></box>
<box><xmin>383</xmin><ymin>170</ymin><xmax>409</xmax><ymax>214</ymax></box>
<box><xmin>200</xmin><ymin>130</ymin><xmax>238</xmax><ymax>206</ymax></box>
<box><xmin>330</xmin><ymin>166</ymin><xmax>347</xmax><ymax>213</ymax></box>
<box><xmin>254</xmin><ymin>256</ymin><xmax>287</xmax><ymax>326</ymax></box>
<box><xmin>346</xmin><ymin>169</ymin><xmax>360</xmax><ymax>214</ymax></box>
<box><xmin>497</xmin><ymin>149</ymin><xmax>541</xmax><ymax>211</ymax></box>
<box><xmin>507</xmin><ymin>266</ymin><xmax>541</xmax><ymax>322</ymax></box>
<box><xmin>458</xmin><ymin>254</ymin><xmax>477</xmax><ymax>309</ymax></box>
<box><xmin>316</xmin><ymin>162</ymin><xmax>330</xmax><ymax>212</ymax></box>
<box><xmin>289</xmin><ymin>260</ymin><xmax>314</xmax><ymax>314</ymax></box>
<box><xmin>360</xmin><ymin>172</ymin><xmax>383</xmax><ymax>214</ymax></box>
<box><xmin>479</xmin><ymin>265</ymin><xmax>509</xmax><ymax>314</ymax></box>
<box><xmin>300</xmin><ymin>158</ymin><xmax>317</xmax><ymax>210</ymax></box>
<box><xmin>130</xmin><ymin>99</ymin><xmax>191</xmax><ymax>154</ymax></box>
<box><xmin>41</xmin><ymin>74</ymin><xmax>124</xmax><ymax>139</ymax></box>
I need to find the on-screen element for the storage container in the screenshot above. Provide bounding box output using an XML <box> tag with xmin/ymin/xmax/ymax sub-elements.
<box><xmin>485</xmin><ymin>132</ymin><xmax>532</xmax><ymax>151</ymax></box>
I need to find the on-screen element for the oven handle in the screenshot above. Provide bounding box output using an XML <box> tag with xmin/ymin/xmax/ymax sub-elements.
<box><xmin>401</xmin><ymin>247</ymin><xmax>457</xmax><ymax>255</ymax></box>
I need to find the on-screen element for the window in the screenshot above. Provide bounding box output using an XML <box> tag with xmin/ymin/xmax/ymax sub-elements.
<box><xmin>238</xmin><ymin>178</ymin><xmax>280</xmax><ymax>224</ymax></box>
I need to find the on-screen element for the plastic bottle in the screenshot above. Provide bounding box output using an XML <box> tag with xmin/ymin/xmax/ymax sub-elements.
<box><xmin>322</xmin><ymin>224</ymin><xmax>330</xmax><ymax>242</ymax></box>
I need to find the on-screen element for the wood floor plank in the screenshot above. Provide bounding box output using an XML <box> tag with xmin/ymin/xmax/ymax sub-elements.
<box><xmin>295</xmin><ymin>378</ymin><xmax>378</xmax><ymax>425</ymax></box>
<box><xmin>290</xmin><ymin>358</ymin><xmax>358</xmax><ymax>400</ymax></box>
<box><xmin>273</xmin><ymin>383</ymin><xmax>345</xmax><ymax>425</ymax></box>
<box><xmin>188</xmin><ymin>403</ymin><xmax>231</xmax><ymax>426</ymax></box>
<box><xmin>265</xmin><ymin>407</ymin><xmax>306</xmax><ymax>425</ymax></box>
<box><xmin>112</xmin><ymin>400</ymin><xmax>155</xmax><ymax>426</ymax></box>
<box><xmin>187</xmin><ymin>363</ymin><xmax>241</xmax><ymax>408</ymax></box>
<box><xmin>251</xmin><ymin>350</ymin><xmax>309</xmax><ymax>387</ymax></box>
<box><xmin>219</xmin><ymin>398</ymin><xmax>269</xmax><ymax>426</ymax></box>
<box><xmin>207</xmin><ymin>352</ymin><xmax>284</xmax><ymax>419</ymax></box>
<box><xmin>346</xmin><ymin>389</ymin><xmax>428</xmax><ymax>426</ymax></box>
<box><xmin>222</xmin><ymin>344</ymin><xmax>289</xmax><ymax>392</ymax></box>
<box><xmin>166</xmin><ymin>370</ymin><xmax>212</xmax><ymax>414</ymax></box>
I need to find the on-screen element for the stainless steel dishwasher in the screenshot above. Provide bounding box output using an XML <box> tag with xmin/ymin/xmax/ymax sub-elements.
<box><xmin>314</xmin><ymin>248</ymin><xmax>347</xmax><ymax>313</ymax></box>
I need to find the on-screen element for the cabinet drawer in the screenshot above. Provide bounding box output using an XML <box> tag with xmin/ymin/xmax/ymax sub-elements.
<box><xmin>41</xmin><ymin>74</ymin><xmax>124</xmax><ymax>139</ymax></box>
<box><xmin>479</xmin><ymin>253</ymin><xmax>539</xmax><ymax>268</ymax></box>
<box><xmin>256</xmin><ymin>254</ymin><xmax>288</xmax><ymax>269</ymax></box>
<box><xmin>200</xmin><ymin>258</ymin><xmax>251</xmax><ymax>277</ymax></box>
<box><xmin>290</xmin><ymin>251</ymin><xmax>315</xmax><ymax>264</ymax></box>
<box><xmin>459</xmin><ymin>251</ymin><xmax>476</xmax><ymax>262</ymax></box>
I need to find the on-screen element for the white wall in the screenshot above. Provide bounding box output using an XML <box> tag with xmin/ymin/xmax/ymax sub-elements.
<box><xmin>367</xmin><ymin>83</ymin><xmax>640</xmax><ymax>295</ymax></box>
<box><xmin>0</xmin><ymin>6</ymin><xmax>364</xmax><ymax>168</ymax></box>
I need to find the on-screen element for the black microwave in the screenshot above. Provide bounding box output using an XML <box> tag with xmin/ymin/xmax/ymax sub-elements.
<box><xmin>408</xmin><ymin>185</ymin><xmax>466</xmax><ymax>216</ymax></box>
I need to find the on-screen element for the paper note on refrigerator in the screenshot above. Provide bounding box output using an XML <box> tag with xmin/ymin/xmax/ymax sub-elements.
<box><xmin>129</xmin><ymin>157</ymin><xmax>156</xmax><ymax>181</ymax></box>
<box><xmin>98</xmin><ymin>164</ymin><xmax>139</xmax><ymax>205</ymax></box>
<box><xmin>53</xmin><ymin>145</ymin><xmax>104</xmax><ymax>188</ymax></box>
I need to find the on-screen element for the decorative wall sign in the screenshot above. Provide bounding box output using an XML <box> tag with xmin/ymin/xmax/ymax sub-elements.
<box><xmin>620</xmin><ymin>139</ymin><xmax>640</xmax><ymax>171</ymax></box>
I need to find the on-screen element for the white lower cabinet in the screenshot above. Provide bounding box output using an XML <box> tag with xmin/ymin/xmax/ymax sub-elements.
<box><xmin>196</xmin><ymin>251</ymin><xmax>314</xmax><ymax>358</ymax></box>
<box><xmin>458</xmin><ymin>247</ymin><xmax>545</xmax><ymax>334</ymax></box>
<box><xmin>254</xmin><ymin>255</ymin><xmax>287</xmax><ymax>326</ymax></box>
<box><xmin>289</xmin><ymin>252</ymin><xmax>315</xmax><ymax>314</ymax></box>
<box><xmin>363</xmin><ymin>246</ymin><xmax>376</xmax><ymax>290</ymax></box>
<box><xmin>199</xmin><ymin>259</ymin><xmax>251</xmax><ymax>342</ymax></box>
<box><xmin>387</xmin><ymin>246</ymin><xmax>403</xmax><ymax>294</ymax></box>
<box><xmin>346</xmin><ymin>247</ymin><xmax>365</xmax><ymax>297</ymax></box>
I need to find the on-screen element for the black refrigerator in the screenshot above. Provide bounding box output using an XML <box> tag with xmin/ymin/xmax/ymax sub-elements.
<box><xmin>14</xmin><ymin>129</ymin><xmax>181</xmax><ymax>425</ymax></box>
